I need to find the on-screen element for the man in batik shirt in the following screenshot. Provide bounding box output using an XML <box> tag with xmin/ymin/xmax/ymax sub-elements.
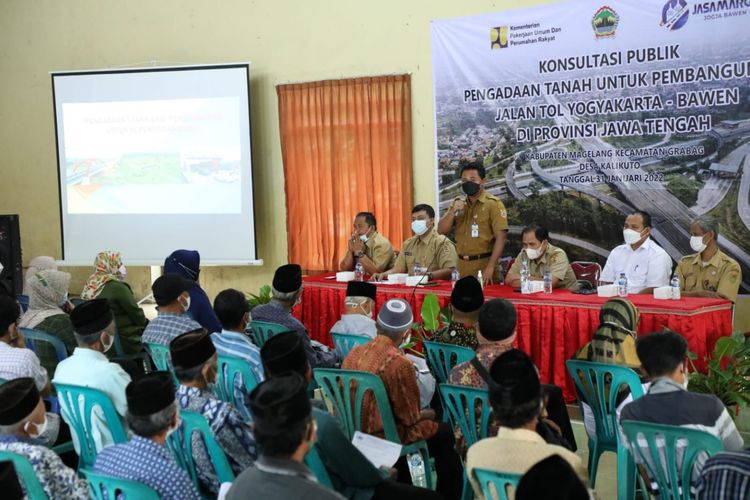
<box><xmin>0</xmin><ymin>378</ymin><xmax>89</xmax><ymax>499</ymax></box>
<box><xmin>433</xmin><ymin>276</ymin><xmax>483</xmax><ymax>349</ymax></box>
<box><xmin>170</xmin><ymin>329</ymin><xmax>257</xmax><ymax>496</ymax></box>
<box><xmin>343</xmin><ymin>299</ymin><xmax>462</xmax><ymax>499</ymax></box>
<box><xmin>448</xmin><ymin>299</ymin><xmax>575</xmax><ymax>455</ymax></box>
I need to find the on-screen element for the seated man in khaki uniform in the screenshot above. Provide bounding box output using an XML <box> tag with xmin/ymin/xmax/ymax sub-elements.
<box><xmin>373</xmin><ymin>204</ymin><xmax>458</xmax><ymax>282</ymax></box>
<box><xmin>438</xmin><ymin>162</ymin><xmax>509</xmax><ymax>284</ymax></box>
<box><xmin>505</xmin><ymin>224</ymin><xmax>579</xmax><ymax>291</ymax></box>
<box><xmin>676</xmin><ymin>215</ymin><xmax>741</xmax><ymax>302</ymax></box>
<box><xmin>339</xmin><ymin>212</ymin><xmax>395</xmax><ymax>275</ymax></box>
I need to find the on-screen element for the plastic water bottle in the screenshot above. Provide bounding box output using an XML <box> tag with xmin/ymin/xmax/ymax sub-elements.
<box><xmin>451</xmin><ymin>267</ymin><xmax>460</xmax><ymax>288</ymax></box>
<box><xmin>477</xmin><ymin>270</ymin><xmax>484</xmax><ymax>288</ymax></box>
<box><xmin>407</xmin><ymin>452</ymin><xmax>427</xmax><ymax>488</ymax></box>
<box><xmin>354</xmin><ymin>262</ymin><xmax>364</xmax><ymax>282</ymax></box>
<box><xmin>543</xmin><ymin>270</ymin><xmax>553</xmax><ymax>294</ymax></box>
<box><xmin>617</xmin><ymin>272</ymin><xmax>628</xmax><ymax>297</ymax></box>
<box><xmin>671</xmin><ymin>275</ymin><xmax>681</xmax><ymax>300</ymax></box>
<box><xmin>520</xmin><ymin>260</ymin><xmax>530</xmax><ymax>294</ymax></box>
<box><xmin>413</xmin><ymin>261</ymin><xmax>422</xmax><ymax>276</ymax></box>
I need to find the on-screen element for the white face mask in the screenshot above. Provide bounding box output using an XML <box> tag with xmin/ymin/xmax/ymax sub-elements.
<box><xmin>58</xmin><ymin>292</ymin><xmax>69</xmax><ymax>307</ymax></box>
<box><xmin>525</xmin><ymin>244</ymin><xmax>544</xmax><ymax>260</ymax></box>
<box><xmin>359</xmin><ymin>233</ymin><xmax>369</xmax><ymax>243</ymax></box>
<box><xmin>101</xmin><ymin>332</ymin><xmax>115</xmax><ymax>353</ymax></box>
<box><xmin>690</xmin><ymin>235</ymin><xmax>707</xmax><ymax>253</ymax></box>
<box><xmin>204</xmin><ymin>363</ymin><xmax>218</xmax><ymax>393</ymax></box>
<box><xmin>306</xmin><ymin>420</ymin><xmax>318</xmax><ymax>448</ymax></box>
<box><xmin>623</xmin><ymin>228</ymin><xmax>643</xmax><ymax>245</ymax></box>
<box><xmin>411</xmin><ymin>220</ymin><xmax>428</xmax><ymax>236</ymax></box>
<box><xmin>358</xmin><ymin>304</ymin><xmax>373</xmax><ymax>319</ymax></box>
<box><xmin>166</xmin><ymin>416</ymin><xmax>181</xmax><ymax>439</ymax></box>
<box><xmin>681</xmin><ymin>364</ymin><xmax>690</xmax><ymax>390</ymax></box>
<box><xmin>399</xmin><ymin>332</ymin><xmax>412</xmax><ymax>349</ymax></box>
<box><xmin>25</xmin><ymin>415</ymin><xmax>49</xmax><ymax>439</ymax></box>
<box><xmin>181</xmin><ymin>294</ymin><xmax>191</xmax><ymax>312</ymax></box>
<box><xmin>118</xmin><ymin>264</ymin><xmax>127</xmax><ymax>279</ymax></box>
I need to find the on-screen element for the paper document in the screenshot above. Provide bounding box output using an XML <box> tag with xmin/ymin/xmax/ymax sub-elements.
<box><xmin>351</xmin><ymin>431</ymin><xmax>402</xmax><ymax>469</ymax></box>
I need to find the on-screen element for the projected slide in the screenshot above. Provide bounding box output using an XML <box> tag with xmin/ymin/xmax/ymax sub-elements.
<box><xmin>54</xmin><ymin>64</ymin><xmax>257</xmax><ymax>263</ymax></box>
<box><xmin>63</xmin><ymin>98</ymin><xmax>242</xmax><ymax>214</ymax></box>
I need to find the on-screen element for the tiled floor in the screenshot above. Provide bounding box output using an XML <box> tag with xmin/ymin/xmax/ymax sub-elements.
<box><xmin>571</xmin><ymin>419</ymin><xmax>618</xmax><ymax>499</ymax></box>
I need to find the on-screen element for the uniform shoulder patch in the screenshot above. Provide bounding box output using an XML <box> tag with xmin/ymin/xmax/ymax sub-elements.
<box><xmin>440</xmin><ymin>236</ymin><xmax>455</xmax><ymax>251</ymax></box>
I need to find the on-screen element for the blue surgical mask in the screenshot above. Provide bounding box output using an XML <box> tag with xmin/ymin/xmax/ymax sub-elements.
<box><xmin>411</xmin><ymin>220</ymin><xmax>428</xmax><ymax>236</ymax></box>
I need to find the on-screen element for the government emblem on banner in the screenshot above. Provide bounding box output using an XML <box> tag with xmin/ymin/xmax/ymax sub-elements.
<box><xmin>660</xmin><ymin>0</ymin><xmax>689</xmax><ymax>30</ymax></box>
<box><xmin>592</xmin><ymin>6</ymin><xmax>619</xmax><ymax>38</ymax></box>
<box><xmin>490</xmin><ymin>26</ymin><xmax>509</xmax><ymax>49</ymax></box>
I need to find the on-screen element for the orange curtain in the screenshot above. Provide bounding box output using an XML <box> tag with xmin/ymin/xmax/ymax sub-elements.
<box><xmin>277</xmin><ymin>75</ymin><xmax>413</xmax><ymax>272</ymax></box>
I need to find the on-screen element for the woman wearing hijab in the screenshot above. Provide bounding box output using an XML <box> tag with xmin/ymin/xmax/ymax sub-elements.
<box><xmin>164</xmin><ymin>249</ymin><xmax>222</xmax><ymax>333</ymax></box>
<box><xmin>18</xmin><ymin>269</ymin><xmax>76</xmax><ymax>377</ymax></box>
<box><xmin>22</xmin><ymin>256</ymin><xmax>58</xmax><ymax>295</ymax></box>
<box><xmin>81</xmin><ymin>251</ymin><xmax>148</xmax><ymax>355</ymax></box>
<box><xmin>574</xmin><ymin>298</ymin><xmax>645</xmax><ymax>439</ymax></box>
<box><xmin>576</xmin><ymin>298</ymin><xmax>640</xmax><ymax>367</ymax></box>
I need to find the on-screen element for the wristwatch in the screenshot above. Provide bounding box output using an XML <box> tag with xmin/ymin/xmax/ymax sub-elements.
<box><xmin>355</xmin><ymin>251</ymin><xmax>365</xmax><ymax>258</ymax></box>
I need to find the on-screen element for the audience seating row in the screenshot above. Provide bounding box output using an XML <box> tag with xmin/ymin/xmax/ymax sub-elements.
<box><xmin>1</xmin><ymin>318</ymin><xmax>731</xmax><ymax>500</ymax></box>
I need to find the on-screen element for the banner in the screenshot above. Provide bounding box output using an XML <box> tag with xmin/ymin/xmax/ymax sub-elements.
<box><xmin>432</xmin><ymin>0</ymin><xmax>750</xmax><ymax>291</ymax></box>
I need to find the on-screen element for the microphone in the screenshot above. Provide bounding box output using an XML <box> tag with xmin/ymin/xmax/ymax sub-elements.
<box><xmin>454</xmin><ymin>196</ymin><xmax>467</xmax><ymax>218</ymax></box>
<box><xmin>408</xmin><ymin>234</ymin><xmax>450</xmax><ymax>304</ymax></box>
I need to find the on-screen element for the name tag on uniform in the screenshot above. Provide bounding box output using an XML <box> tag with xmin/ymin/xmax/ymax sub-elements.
<box><xmin>471</xmin><ymin>223</ymin><xmax>479</xmax><ymax>238</ymax></box>
<box><xmin>404</xmin><ymin>251</ymin><xmax>413</xmax><ymax>256</ymax></box>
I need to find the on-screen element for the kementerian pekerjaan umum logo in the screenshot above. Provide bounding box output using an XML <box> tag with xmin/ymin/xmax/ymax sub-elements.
<box><xmin>592</xmin><ymin>6</ymin><xmax>619</xmax><ymax>38</ymax></box>
<box><xmin>660</xmin><ymin>0</ymin><xmax>690</xmax><ymax>30</ymax></box>
<box><xmin>490</xmin><ymin>26</ymin><xmax>509</xmax><ymax>49</ymax></box>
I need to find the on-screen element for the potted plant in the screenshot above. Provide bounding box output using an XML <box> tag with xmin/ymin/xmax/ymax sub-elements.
<box><xmin>688</xmin><ymin>332</ymin><xmax>750</xmax><ymax>432</ymax></box>
<box><xmin>246</xmin><ymin>284</ymin><xmax>271</xmax><ymax>310</ymax></box>
<box><xmin>404</xmin><ymin>293</ymin><xmax>451</xmax><ymax>356</ymax></box>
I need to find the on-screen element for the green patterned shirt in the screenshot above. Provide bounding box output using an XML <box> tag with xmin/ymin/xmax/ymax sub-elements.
<box><xmin>433</xmin><ymin>321</ymin><xmax>479</xmax><ymax>349</ymax></box>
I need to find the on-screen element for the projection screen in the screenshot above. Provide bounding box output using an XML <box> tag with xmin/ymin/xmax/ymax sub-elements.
<box><xmin>52</xmin><ymin>63</ymin><xmax>259</xmax><ymax>265</ymax></box>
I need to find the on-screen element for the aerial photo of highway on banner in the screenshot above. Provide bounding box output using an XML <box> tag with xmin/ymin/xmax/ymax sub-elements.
<box><xmin>435</xmin><ymin>20</ymin><xmax>750</xmax><ymax>291</ymax></box>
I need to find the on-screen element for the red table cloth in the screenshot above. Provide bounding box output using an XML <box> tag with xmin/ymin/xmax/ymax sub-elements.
<box><xmin>293</xmin><ymin>274</ymin><xmax>733</xmax><ymax>402</ymax></box>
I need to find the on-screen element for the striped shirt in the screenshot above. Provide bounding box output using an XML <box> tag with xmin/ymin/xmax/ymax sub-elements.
<box><xmin>210</xmin><ymin>329</ymin><xmax>264</xmax><ymax>422</ymax></box>
<box><xmin>696</xmin><ymin>449</ymin><xmax>750</xmax><ymax>499</ymax></box>
<box><xmin>621</xmin><ymin>378</ymin><xmax>744</xmax><ymax>482</ymax></box>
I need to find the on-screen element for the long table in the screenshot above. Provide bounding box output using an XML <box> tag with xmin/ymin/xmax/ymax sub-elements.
<box><xmin>294</xmin><ymin>274</ymin><xmax>734</xmax><ymax>402</ymax></box>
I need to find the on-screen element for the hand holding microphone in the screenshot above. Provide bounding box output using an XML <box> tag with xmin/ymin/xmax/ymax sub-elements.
<box><xmin>453</xmin><ymin>198</ymin><xmax>466</xmax><ymax>217</ymax></box>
